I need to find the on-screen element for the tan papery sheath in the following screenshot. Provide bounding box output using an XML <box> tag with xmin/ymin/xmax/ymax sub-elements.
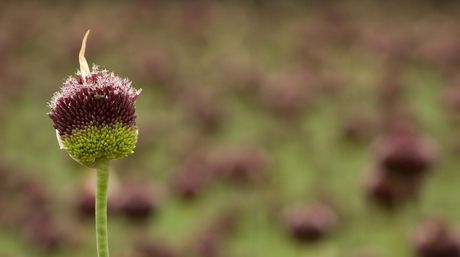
<box><xmin>79</xmin><ymin>30</ymin><xmax>90</xmax><ymax>83</ymax></box>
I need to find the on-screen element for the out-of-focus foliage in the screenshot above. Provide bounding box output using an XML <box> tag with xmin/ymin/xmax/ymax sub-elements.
<box><xmin>1</xmin><ymin>0</ymin><xmax>460</xmax><ymax>257</ymax></box>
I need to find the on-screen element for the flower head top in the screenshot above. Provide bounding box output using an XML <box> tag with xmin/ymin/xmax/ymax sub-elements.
<box><xmin>48</xmin><ymin>30</ymin><xmax>141</xmax><ymax>167</ymax></box>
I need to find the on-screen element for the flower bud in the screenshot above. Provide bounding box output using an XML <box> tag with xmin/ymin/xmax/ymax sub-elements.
<box><xmin>48</xmin><ymin>65</ymin><xmax>141</xmax><ymax>167</ymax></box>
<box><xmin>284</xmin><ymin>202</ymin><xmax>339</xmax><ymax>242</ymax></box>
<box><xmin>413</xmin><ymin>218</ymin><xmax>460</xmax><ymax>257</ymax></box>
<box><xmin>48</xmin><ymin>30</ymin><xmax>141</xmax><ymax>167</ymax></box>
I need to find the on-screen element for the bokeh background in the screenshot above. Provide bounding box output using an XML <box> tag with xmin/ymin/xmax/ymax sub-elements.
<box><xmin>2</xmin><ymin>0</ymin><xmax>460</xmax><ymax>256</ymax></box>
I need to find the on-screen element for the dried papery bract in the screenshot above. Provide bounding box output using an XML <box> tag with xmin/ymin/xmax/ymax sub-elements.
<box><xmin>79</xmin><ymin>30</ymin><xmax>90</xmax><ymax>83</ymax></box>
<box><xmin>47</xmin><ymin>30</ymin><xmax>141</xmax><ymax>257</ymax></box>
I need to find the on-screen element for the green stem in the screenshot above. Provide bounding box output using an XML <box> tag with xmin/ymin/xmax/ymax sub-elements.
<box><xmin>95</xmin><ymin>157</ymin><xmax>110</xmax><ymax>257</ymax></box>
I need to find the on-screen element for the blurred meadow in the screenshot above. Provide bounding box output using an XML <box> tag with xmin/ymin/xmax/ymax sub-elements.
<box><xmin>2</xmin><ymin>0</ymin><xmax>460</xmax><ymax>256</ymax></box>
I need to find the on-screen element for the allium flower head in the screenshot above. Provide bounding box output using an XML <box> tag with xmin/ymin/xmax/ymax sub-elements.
<box><xmin>48</xmin><ymin>30</ymin><xmax>141</xmax><ymax>167</ymax></box>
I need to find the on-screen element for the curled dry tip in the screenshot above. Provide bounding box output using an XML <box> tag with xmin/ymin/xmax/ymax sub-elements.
<box><xmin>79</xmin><ymin>30</ymin><xmax>90</xmax><ymax>83</ymax></box>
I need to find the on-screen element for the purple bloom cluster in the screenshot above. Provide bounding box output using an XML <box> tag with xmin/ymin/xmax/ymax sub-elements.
<box><xmin>48</xmin><ymin>65</ymin><xmax>142</xmax><ymax>138</ymax></box>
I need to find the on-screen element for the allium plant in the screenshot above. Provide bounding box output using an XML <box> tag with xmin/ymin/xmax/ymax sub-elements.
<box><xmin>48</xmin><ymin>30</ymin><xmax>141</xmax><ymax>257</ymax></box>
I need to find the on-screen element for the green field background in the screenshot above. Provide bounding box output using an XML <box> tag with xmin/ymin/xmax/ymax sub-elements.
<box><xmin>0</xmin><ymin>1</ymin><xmax>459</xmax><ymax>256</ymax></box>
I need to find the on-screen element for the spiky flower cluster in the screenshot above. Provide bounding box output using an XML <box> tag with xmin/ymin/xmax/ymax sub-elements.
<box><xmin>48</xmin><ymin>65</ymin><xmax>141</xmax><ymax>167</ymax></box>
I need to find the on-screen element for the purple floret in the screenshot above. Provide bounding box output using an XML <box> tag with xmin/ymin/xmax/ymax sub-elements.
<box><xmin>48</xmin><ymin>65</ymin><xmax>142</xmax><ymax>137</ymax></box>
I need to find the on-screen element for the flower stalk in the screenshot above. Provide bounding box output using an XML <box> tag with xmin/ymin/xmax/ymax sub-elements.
<box><xmin>95</xmin><ymin>157</ymin><xmax>110</xmax><ymax>257</ymax></box>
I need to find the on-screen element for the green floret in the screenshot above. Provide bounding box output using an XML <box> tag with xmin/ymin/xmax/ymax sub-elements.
<box><xmin>60</xmin><ymin>123</ymin><xmax>138</xmax><ymax>167</ymax></box>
